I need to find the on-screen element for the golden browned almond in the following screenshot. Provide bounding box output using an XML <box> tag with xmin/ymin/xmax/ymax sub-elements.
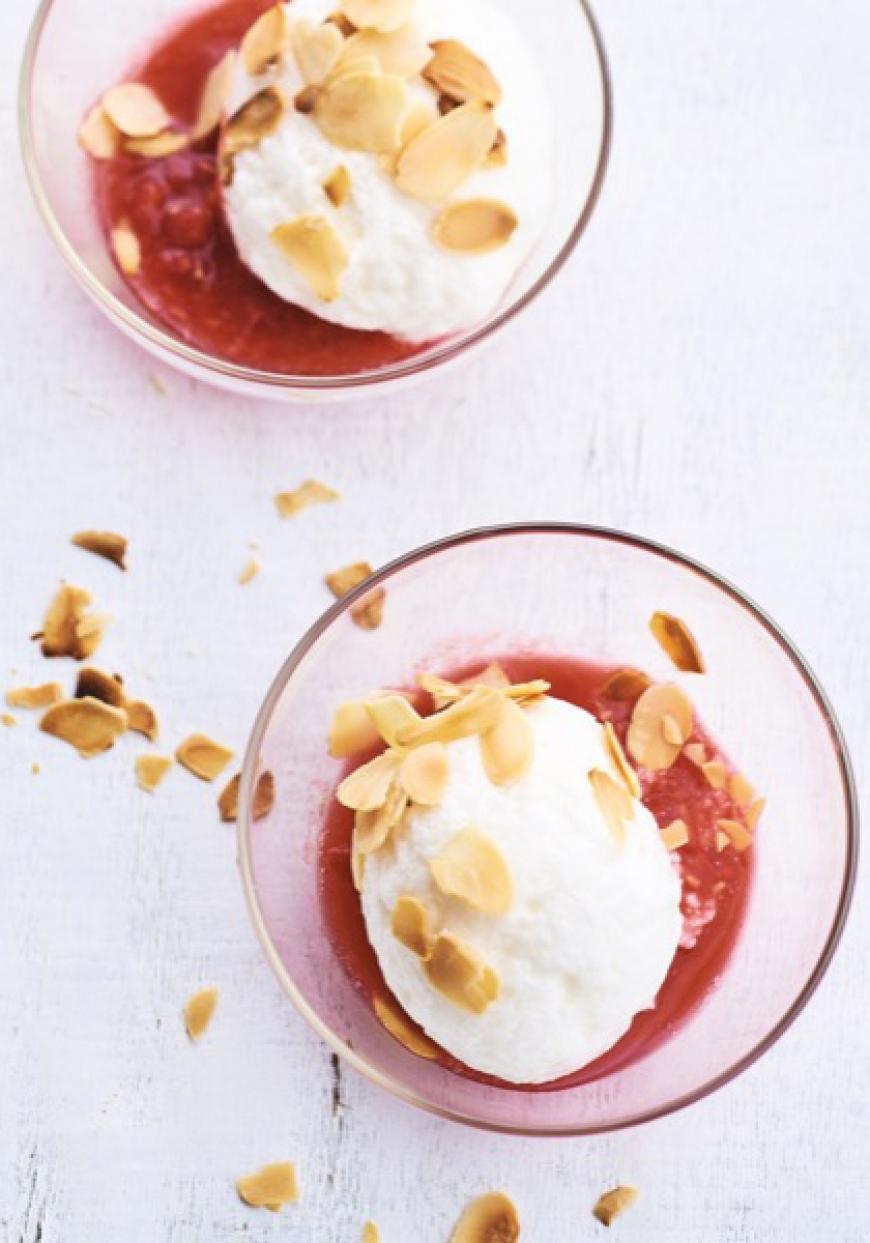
<box><xmin>746</xmin><ymin>795</ymin><xmax>766</xmax><ymax>830</ymax></box>
<box><xmin>236</xmin><ymin>1162</ymin><xmax>299</xmax><ymax>1211</ymax></box>
<box><xmin>329</xmin><ymin>699</ymin><xmax>382</xmax><ymax>757</ymax></box>
<box><xmin>373</xmin><ymin>995</ymin><xmax>439</xmax><ymax>1059</ymax></box>
<box><xmin>327</xmin><ymin>560</ymin><xmax>374</xmax><ymax>598</ymax></box>
<box><xmin>1</xmin><ymin>714</ymin><xmax>15</xmax><ymax>727</ymax></box>
<box><xmin>291</xmin><ymin>17</ymin><xmax>344</xmax><ymax>84</ymax></box>
<box><xmin>135</xmin><ymin>753</ymin><xmax>172</xmax><ymax>792</ymax></box>
<box><xmin>701</xmin><ymin>759</ymin><xmax>728</xmax><ymax>791</ymax></box>
<box><xmin>239</xmin><ymin>557</ymin><xmax>260</xmax><ymax>585</ymax></box>
<box><xmin>327</xmin><ymin>52</ymin><xmax>381</xmax><ymax>82</ymax></box>
<box><xmin>295</xmin><ymin>84</ymin><xmax>320</xmax><ymax>114</ymax></box>
<box><xmin>125</xmin><ymin>130</ymin><xmax>189</xmax><ymax>157</ymax></box>
<box><xmin>430</xmin><ymin>827</ymin><xmax>513</xmax><ymax>916</ymax></box>
<box><xmin>175</xmin><ymin>733</ymin><xmax>234</xmax><ymax>781</ymax></box>
<box><xmin>395</xmin><ymin>101</ymin><xmax>497</xmax><ymax>203</ymax></box>
<box><xmin>660</xmin><ymin>712</ymin><xmax>686</xmax><ymax>747</ymax></box>
<box><xmin>397</xmin><ymin>686</ymin><xmax>503</xmax><ymax>748</ymax></box>
<box><xmin>351</xmin><ymin>588</ymin><xmax>386</xmax><ymax>631</ymax></box>
<box><xmin>729</xmin><ymin>771</ymin><xmax>755</xmax><ymax>807</ymax></box>
<box><xmin>242</xmin><ymin>3</ymin><xmax>290</xmax><ymax>75</ymax></box>
<box><xmin>603</xmin><ymin>721</ymin><xmax>641</xmax><ymax>799</ymax></box>
<box><xmin>75</xmin><ymin>612</ymin><xmax>111</xmax><ymax>649</ymax></box>
<box><xmin>341</xmin><ymin>0</ymin><xmax>414</xmax><ymax>33</ymax></box>
<box><xmin>391</xmin><ymin>894</ymin><xmax>433</xmax><ymax>957</ymax></box>
<box><xmin>184</xmin><ymin>986</ymin><xmax>219</xmax><ymax>1040</ymax></box>
<box><xmin>593</xmin><ymin>1185</ymin><xmax>638</xmax><ymax>1227</ymax></box>
<box><xmin>315</xmin><ymin>70</ymin><xmax>409</xmax><ymax>152</ymax></box>
<box><xmin>125</xmin><ymin>700</ymin><xmax>159</xmax><ymax>741</ymax></box>
<box><xmin>323</xmin><ymin>164</ymin><xmax>351</xmax><ymax>206</ymax></box>
<box><xmin>660</xmin><ymin>819</ymin><xmax>689</xmax><ymax>851</ymax></box>
<box><xmin>355</xmin><ymin>779</ymin><xmax>408</xmax><ymax>854</ymax></box>
<box><xmin>601</xmin><ymin>667</ymin><xmax>652</xmax><ymax>702</ymax></box>
<box><xmin>78</xmin><ymin>104</ymin><xmax>119</xmax><ymax>159</ymax></box>
<box><xmin>111</xmin><ymin>221</ymin><xmax>141</xmax><ymax>275</ymax></box>
<box><xmin>399</xmin><ymin>742</ymin><xmax>449</xmax><ymax>805</ymax></box>
<box><xmin>339</xmin><ymin>25</ymin><xmax>430</xmax><ymax>77</ymax></box>
<box><xmin>366</xmin><ymin>695</ymin><xmax>421</xmax><ymax>746</ymax></box>
<box><xmin>451</xmin><ymin>1192</ymin><xmax>520</xmax><ymax>1243</ymax></box>
<box><xmin>717</xmin><ymin>817</ymin><xmax>752</xmax><ymax>851</ymax></box>
<box><xmin>627</xmin><ymin>683</ymin><xmax>693</xmax><ymax>771</ymax></box>
<box><xmin>39</xmin><ymin>697</ymin><xmax>127</xmax><ymax>758</ymax></box>
<box><xmin>39</xmin><ymin>585</ymin><xmax>105</xmax><ymax>660</ymax></box>
<box><xmin>361</xmin><ymin>1224</ymin><xmax>380</xmax><ymax>1243</ymax></box>
<box><xmin>271</xmin><ymin>214</ymin><xmax>349</xmax><ymax>301</ymax></box>
<box><xmin>6</xmin><ymin>682</ymin><xmax>64</xmax><ymax>709</ymax></box>
<box><xmin>484</xmin><ymin>127</ymin><xmax>508</xmax><ymax>169</ymax></box>
<box><xmin>71</xmin><ymin>529</ymin><xmax>128</xmax><ymax>569</ymax></box>
<box><xmin>218</xmin><ymin>771</ymin><xmax>276</xmax><ymax>822</ymax></box>
<box><xmin>479</xmin><ymin>696</ymin><xmax>533</xmax><ymax>786</ymax></box>
<box><xmin>649</xmin><ymin>611</ymin><xmax>706</xmax><ymax>674</ymax></box>
<box><xmin>424</xmin><ymin>932</ymin><xmax>499</xmax><ymax>1015</ymax></box>
<box><xmin>434</xmin><ymin>198</ymin><xmax>517</xmax><ymax>255</ymax></box>
<box><xmin>418</xmin><ymin>668</ymin><xmax>548</xmax><ymax>711</ymax></box>
<box><xmin>377</xmin><ymin>100</ymin><xmax>438</xmax><ymax>174</ymax></box>
<box><xmin>276</xmin><ymin>478</ymin><xmax>341</xmax><ymax>517</ymax></box>
<box><xmin>461</xmin><ymin>662</ymin><xmax>511</xmax><ymax>691</ymax></box>
<box><xmin>423</xmin><ymin>39</ymin><xmax>502</xmax><ymax>107</ymax></box>
<box><xmin>192</xmin><ymin>50</ymin><xmax>237</xmax><ymax>140</ymax></box>
<box><xmin>417</xmin><ymin>672</ymin><xmax>464</xmax><ymax>709</ymax></box>
<box><xmin>329</xmin><ymin>11</ymin><xmax>357</xmax><ymax>37</ymax></box>
<box><xmin>222</xmin><ymin>86</ymin><xmax>287</xmax><ymax>182</ymax></box>
<box><xmin>683</xmin><ymin>741</ymin><xmax>706</xmax><ymax>766</ymax></box>
<box><xmin>588</xmin><ymin>767</ymin><xmax>634</xmax><ymax>844</ymax></box>
<box><xmin>102</xmin><ymin>83</ymin><xmax>170</xmax><ymax>137</ymax></box>
<box><xmin>74</xmin><ymin>667</ymin><xmax>124</xmax><ymax>708</ymax></box>
<box><xmin>337</xmin><ymin>750</ymin><xmax>401</xmax><ymax>811</ymax></box>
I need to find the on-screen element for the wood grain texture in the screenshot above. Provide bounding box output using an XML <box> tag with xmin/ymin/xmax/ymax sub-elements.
<box><xmin>2</xmin><ymin>0</ymin><xmax>870</xmax><ymax>1238</ymax></box>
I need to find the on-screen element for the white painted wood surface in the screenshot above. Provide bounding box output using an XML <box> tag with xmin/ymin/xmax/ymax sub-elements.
<box><xmin>3</xmin><ymin>0</ymin><xmax>869</xmax><ymax>1238</ymax></box>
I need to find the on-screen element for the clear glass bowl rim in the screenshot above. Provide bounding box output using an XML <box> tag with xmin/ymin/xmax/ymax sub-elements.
<box><xmin>237</xmin><ymin>522</ymin><xmax>859</xmax><ymax>1136</ymax></box>
<box><xmin>17</xmin><ymin>0</ymin><xmax>613</xmax><ymax>394</ymax></box>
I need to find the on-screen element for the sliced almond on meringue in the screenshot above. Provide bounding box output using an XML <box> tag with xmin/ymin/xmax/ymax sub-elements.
<box><xmin>111</xmin><ymin>221</ymin><xmax>141</xmax><ymax>275</ymax></box>
<box><xmin>391</xmin><ymin>894</ymin><xmax>432</xmax><ymax>957</ymax></box>
<box><xmin>236</xmin><ymin>1162</ymin><xmax>299</xmax><ymax>1210</ymax></box>
<box><xmin>39</xmin><ymin>697</ymin><xmax>127</xmax><ymax>758</ymax></box>
<box><xmin>101</xmin><ymin>83</ymin><xmax>170</xmax><ymax>138</ymax></box>
<box><xmin>192</xmin><ymin>50</ymin><xmax>237</xmax><ymax>140</ymax></box>
<box><xmin>424</xmin><ymin>38</ymin><xmax>502</xmax><ymax>108</ymax></box>
<box><xmin>355</xmin><ymin>778</ymin><xmax>408</xmax><ymax>853</ymax></box>
<box><xmin>701</xmin><ymin>759</ymin><xmax>728</xmax><ymax>790</ymax></box>
<box><xmin>424</xmin><ymin>932</ymin><xmax>499</xmax><ymax>1015</ymax></box>
<box><xmin>627</xmin><ymin>683</ymin><xmax>693</xmax><ymax>771</ymax></box>
<box><xmin>271</xmin><ymin>214</ymin><xmax>349</xmax><ymax>301</ymax></box>
<box><xmin>339</xmin><ymin>24</ymin><xmax>430</xmax><ymax>78</ymax></box>
<box><xmin>315</xmin><ymin>70</ymin><xmax>408</xmax><ymax>152</ymax></box>
<box><xmin>340</xmin><ymin>0</ymin><xmax>414</xmax><ymax>34</ymax></box>
<box><xmin>717</xmin><ymin>817</ymin><xmax>752</xmax><ymax>851</ymax></box>
<box><xmin>601</xmin><ymin>667</ymin><xmax>652</xmax><ymax>702</ymax></box>
<box><xmin>373</xmin><ymin>995</ymin><xmax>439</xmax><ymax>1059</ymax></box>
<box><xmin>479</xmin><ymin>697</ymin><xmax>533</xmax><ymax>786</ymax></box>
<box><xmin>588</xmin><ymin>767</ymin><xmax>634</xmax><ymax>844</ymax></box>
<box><xmin>78</xmin><ymin>104</ymin><xmax>119</xmax><ymax>159</ymax></box>
<box><xmin>593</xmin><ymin>1186</ymin><xmax>638</xmax><ymax>1227</ymax></box>
<box><xmin>291</xmin><ymin>17</ymin><xmax>344</xmax><ymax>84</ymax></box>
<box><xmin>395</xmin><ymin>101</ymin><xmax>497</xmax><ymax>203</ymax></box>
<box><xmin>396</xmin><ymin>686</ymin><xmax>503</xmax><ymax>748</ymax></box>
<box><xmin>222</xmin><ymin>86</ymin><xmax>286</xmax><ymax>180</ymax></box>
<box><xmin>451</xmin><ymin>1193</ymin><xmax>520</xmax><ymax>1243</ymax></box>
<box><xmin>649</xmin><ymin>611</ymin><xmax>706</xmax><ymax>674</ymax></box>
<box><xmin>125</xmin><ymin>130</ymin><xmax>189</xmax><ymax>157</ymax></box>
<box><xmin>366</xmin><ymin>695</ymin><xmax>421</xmax><ymax>748</ymax></box>
<box><xmin>175</xmin><ymin>733</ymin><xmax>234</xmax><ymax>782</ymax></box>
<box><xmin>241</xmin><ymin>3</ymin><xmax>290</xmax><ymax>75</ymax></box>
<box><xmin>603</xmin><ymin>720</ymin><xmax>641</xmax><ymax>799</ymax></box>
<box><xmin>660</xmin><ymin>818</ymin><xmax>689</xmax><ymax>850</ymax></box>
<box><xmin>323</xmin><ymin>164</ymin><xmax>351</xmax><ymax>206</ymax></box>
<box><xmin>184</xmin><ymin>986</ymin><xmax>219</xmax><ymax>1040</ymax></box>
<box><xmin>329</xmin><ymin>699</ymin><xmax>381</xmax><ymax>758</ymax></box>
<box><xmin>337</xmin><ymin>751</ymin><xmax>400</xmax><ymax>812</ymax></box>
<box><xmin>430</xmin><ymin>827</ymin><xmax>513</xmax><ymax>916</ymax></box>
<box><xmin>433</xmin><ymin>198</ymin><xmax>517</xmax><ymax>255</ymax></box>
<box><xmin>399</xmin><ymin>742</ymin><xmax>449</xmax><ymax>805</ymax></box>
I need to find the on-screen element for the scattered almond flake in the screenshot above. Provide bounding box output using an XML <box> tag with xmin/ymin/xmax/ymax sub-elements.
<box><xmin>71</xmin><ymin>529</ymin><xmax>128</xmax><ymax>570</ymax></box>
<box><xmin>379</xmin><ymin>100</ymin><xmax>436</xmax><ymax>174</ymax></box>
<box><xmin>2</xmin><ymin>713</ymin><xmax>16</xmax><ymax>727</ymax></box>
<box><xmin>328</xmin><ymin>52</ymin><xmax>381</xmax><ymax>82</ymax></box>
<box><xmin>417</xmin><ymin>672</ymin><xmax>463</xmax><ymax>710</ymax></box>
<box><xmin>314</xmin><ymin>70</ymin><xmax>409</xmax><ymax>153</ymax></box>
<box><xmin>6</xmin><ymin>682</ymin><xmax>64</xmax><ymax>710</ymax></box>
<box><xmin>391</xmin><ymin>894</ymin><xmax>433</xmax><ymax>958</ymax></box>
<box><xmin>660</xmin><ymin>819</ymin><xmax>689</xmax><ymax>851</ymax></box>
<box><xmin>433</xmin><ymin>198</ymin><xmax>518</xmax><ymax>255</ymax></box>
<box><xmin>125</xmin><ymin>700</ymin><xmax>158</xmax><ymax>741</ymax></box>
<box><xmin>717</xmin><ymin>817</ymin><xmax>752</xmax><ymax>851</ymax></box>
<box><xmin>715</xmin><ymin>829</ymin><xmax>730</xmax><ymax>852</ymax></box>
<box><xmin>352</xmin><ymin>589</ymin><xmax>386</xmax><ymax>630</ymax></box>
<box><xmin>242</xmin><ymin>3</ymin><xmax>290</xmax><ymax>75</ymax></box>
<box><xmin>239</xmin><ymin>557</ymin><xmax>261</xmax><ymax>585</ymax></box>
<box><xmin>271</xmin><ymin>214</ymin><xmax>349</xmax><ymax>301</ymax></box>
<box><xmin>39</xmin><ymin>697</ymin><xmax>127</xmax><ymax>759</ymax></box>
<box><xmin>424</xmin><ymin>931</ymin><xmax>499</xmax><ymax>1015</ymax></box>
<box><xmin>479</xmin><ymin>697</ymin><xmax>533</xmax><ymax>787</ymax></box>
<box><xmin>397</xmin><ymin>686</ymin><xmax>503</xmax><ymax>749</ymax></box>
<box><xmin>184</xmin><ymin>986</ymin><xmax>219</xmax><ymax>1040</ymax></box>
<box><xmin>355</xmin><ymin>778</ymin><xmax>408</xmax><ymax>854</ymax></box>
<box><xmin>361</xmin><ymin>1224</ymin><xmax>380</xmax><ymax>1243</ymax></box>
<box><xmin>399</xmin><ymin>741</ymin><xmax>449</xmax><ymax>805</ymax></box>
<box><xmin>74</xmin><ymin>667</ymin><xmax>124</xmax><ymax>708</ymax></box>
<box><xmin>218</xmin><ymin>770</ymin><xmax>276</xmax><ymax>822</ymax></box>
<box><xmin>236</xmin><ymin>1162</ymin><xmax>299</xmax><ymax>1211</ymax></box>
<box><xmin>746</xmin><ymin>795</ymin><xmax>766</xmax><ymax>830</ymax></box>
<box><xmin>423</xmin><ymin>38</ymin><xmax>502</xmax><ymax>107</ymax></box>
<box><xmin>484</xmin><ymin>127</ymin><xmax>508</xmax><ymax>169</ymax></box>
<box><xmin>373</xmin><ymin>995</ymin><xmax>439</xmax><ymax>1059</ymax></box>
<box><xmin>339</xmin><ymin>25</ymin><xmax>430</xmax><ymax>78</ymax></box>
<box><xmin>221</xmin><ymin>87</ymin><xmax>287</xmax><ymax>183</ymax></box>
<box><xmin>39</xmin><ymin>585</ymin><xmax>106</xmax><ymax>660</ymax></box>
<box><xmin>192</xmin><ymin>49</ymin><xmax>237</xmax><ymax>140</ymax></box>
<box><xmin>337</xmin><ymin>750</ymin><xmax>400</xmax><ymax>812</ymax></box>
<box><xmin>341</xmin><ymin>0</ymin><xmax>414</xmax><ymax>33</ymax></box>
<box><xmin>295</xmin><ymin>84</ymin><xmax>321</xmax><ymax>114</ymax></box>
<box><xmin>451</xmin><ymin>1192</ymin><xmax>520</xmax><ymax>1243</ymax></box>
<box><xmin>430</xmin><ymin>826</ymin><xmax>513</xmax><ymax>916</ymax></box>
<box><xmin>366</xmin><ymin>694</ymin><xmax>421</xmax><ymax>747</ymax></box>
<box><xmin>593</xmin><ymin>1185</ymin><xmax>638</xmax><ymax>1227</ymax></box>
<box><xmin>649</xmin><ymin>611</ymin><xmax>706</xmax><ymax>674</ymax></box>
<box><xmin>125</xmin><ymin>130</ymin><xmax>189</xmax><ymax>157</ymax></box>
<box><xmin>323</xmin><ymin>164</ymin><xmax>351</xmax><ymax>206</ymax></box>
<box><xmin>175</xmin><ymin>733</ymin><xmax>234</xmax><ymax>782</ymax></box>
<box><xmin>75</xmin><ymin>612</ymin><xmax>111</xmax><ymax>648</ymax></box>
<box><xmin>683</xmin><ymin>741</ymin><xmax>706</xmax><ymax>766</ymax></box>
<box><xmin>291</xmin><ymin>17</ymin><xmax>344</xmax><ymax>84</ymax></box>
<box><xmin>660</xmin><ymin>713</ymin><xmax>686</xmax><ymax>747</ymax></box>
<box><xmin>111</xmin><ymin>221</ymin><xmax>141</xmax><ymax>275</ymax></box>
<box><xmin>101</xmin><ymin>83</ymin><xmax>170</xmax><ymax>138</ymax></box>
<box><xmin>627</xmin><ymin>683</ymin><xmax>693</xmax><ymax>771</ymax></box>
<box><xmin>701</xmin><ymin>759</ymin><xmax>728</xmax><ymax>791</ymax></box>
<box><xmin>729</xmin><ymin>771</ymin><xmax>755</xmax><ymax>807</ymax></box>
<box><xmin>329</xmin><ymin>11</ymin><xmax>357</xmax><ymax>37</ymax></box>
<box><xmin>326</xmin><ymin>560</ymin><xmax>373</xmax><ymax>598</ymax></box>
<box><xmin>603</xmin><ymin>721</ymin><xmax>641</xmax><ymax>800</ymax></box>
<box><xmin>78</xmin><ymin>104</ymin><xmax>119</xmax><ymax>159</ymax></box>
<box><xmin>329</xmin><ymin>699</ymin><xmax>382</xmax><ymax>758</ymax></box>
<box><xmin>588</xmin><ymin>767</ymin><xmax>634</xmax><ymax>844</ymax></box>
<box><xmin>275</xmin><ymin>478</ymin><xmax>341</xmax><ymax>518</ymax></box>
<box><xmin>601</xmin><ymin>667</ymin><xmax>652</xmax><ymax>702</ymax></box>
<box><xmin>460</xmin><ymin>662</ymin><xmax>511</xmax><ymax>691</ymax></box>
<box><xmin>135</xmin><ymin>753</ymin><xmax>172</xmax><ymax>792</ymax></box>
<box><xmin>395</xmin><ymin>100</ymin><xmax>497</xmax><ymax>203</ymax></box>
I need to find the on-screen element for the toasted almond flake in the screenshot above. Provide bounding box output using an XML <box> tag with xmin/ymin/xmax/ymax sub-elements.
<box><xmin>275</xmin><ymin>478</ymin><xmax>341</xmax><ymax>518</ymax></box>
<box><xmin>192</xmin><ymin>49</ymin><xmax>237</xmax><ymax>140</ymax></box>
<box><xmin>649</xmin><ymin>611</ymin><xmax>706</xmax><ymax>674</ymax></box>
<box><xmin>39</xmin><ymin>697</ymin><xmax>127</xmax><ymax>758</ymax></box>
<box><xmin>661</xmin><ymin>713</ymin><xmax>686</xmax><ymax>747</ymax></box>
<box><xmin>339</xmin><ymin>25</ymin><xmax>430</xmax><ymax>78</ymax></box>
<box><xmin>717</xmin><ymin>817</ymin><xmax>753</xmax><ymax>851</ymax></box>
<box><xmin>395</xmin><ymin>100</ymin><xmax>497</xmax><ymax>203</ymax></box>
<box><xmin>222</xmin><ymin>86</ymin><xmax>287</xmax><ymax>182</ymax></box>
<box><xmin>111</xmin><ymin>221</ymin><xmax>141</xmax><ymax>275</ymax></box>
<box><xmin>601</xmin><ymin>667</ymin><xmax>652</xmax><ymax>702</ymax></box>
<box><xmin>451</xmin><ymin>1192</ymin><xmax>520</xmax><ymax>1243</ymax></box>
<box><xmin>479</xmin><ymin>696</ymin><xmax>533</xmax><ymax>787</ymax></box>
<box><xmin>326</xmin><ymin>560</ymin><xmax>373</xmax><ymax>597</ymax></box>
<box><xmin>102</xmin><ymin>83</ymin><xmax>170</xmax><ymax>137</ymax></box>
<box><xmin>430</xmin><ymin>827</ymin><xmax>513</xmax><ymax>916</ymax></box>
<box><xmin>418</xmin><ymin>668</ymin><xmax>548</xmax><ymax>711</ymax></box>
<box><xmin>2</xmin><ymin>713</ymin><xmax>16</xmax><ymax>727</ymax></box>
<box><xmin>433</xmin><ymin>198</ymin><xmax>517</xmax><ymax>255</ymax></box>
<box><xmin>271</xmin><ymin>214</ymin><xmax>349</xmax><ymax>301</ymax></box>
<box><xmin>715</xmin><ymin>829</ymin><xmax>730</xmax><ymax>852</ymax></box>
<box><xmin>702</xmin><ymin>759</ymin><xmax>728</xmax><ymax>791</ymax></box>
<box><xmin>291</xmin><ymin>17</ymin><xmax>344</xmax><ymax>84</ymax></box>
<box><xmin>397</xmin><ymin>686</ymin><xmax>503</xmax><ymax>748</ymax></box>
<box><xmin>484</xmin><ymin>127</ymin><xmax>508</xmax><ymax>169</ymax></box>
<box><xmin>315</xmin><ymin>70</ymin><xmax>409</xmax><ymax>152</ymax></box>
<box><xmin>355</xmin><ymin>778</ymin><xmax>408</xmax><ymax>853</ymax></box>
<box><xmin>236</xmin><ymin>1162</ymin><xmax>299</xmax><ymax>1211</ymax></box>
<box><xmin>135</xmin><ymin>753</ymin><xmax>172</xmax><ymax>792</ymax></box>
<box><xmin>603</xmin><ymin>720</ymin><xmax>641</xmax><ymax>799</ymax></box>
<box><xmin>361</xmin><ymin>1225</ymin><xmax>380</xmax><ymax>1243</ymax></box>
<box><xmin>242</xmin><ymin>3</ymin><xmax>290</xmax><ymax>75</ymax></box>
<box><xmin>295</xmin><ymin>85</ymin><xmax>321</xmax><ymax>113</ymax></box>
<box><xmin>184</xmin><ymin>986</ymin><xmax>219</xmax><ymax>1040</ymax></box>
<box><xmin>39</xmin><ymin>585</ymin><xmax>106</xmax><ymax>660</ymax></box>
<box><xmin>627</xmin><ymin>683</ymin><xmax>693</xmax><ymax>771</ymax></box>
<box><xmin>78</xmin><ymin>104</ymin><xmax>119</xmax><ymax>159</ymax></box>
<box><xmin>593</xmin><ymin>1186</ymin><xmax>639</xmax><ymax>1227</ymax></box>
<box><xmin>125</xmin><ymin>130</ymin><xmax>189</xmax><ymax>157</ymax></box>
<box><xmin>337</xmin><ymin>750</ymin><xmax>400</xmax><ymax>811</ymax></box>
<box><xmin>391</xmin><ymin>894</ymin><xmax>432</xmax><ymax>957</ymax></box>
<box><xmin>328</xmin><ymin>53</ymin><xmax>381</xmax><ymax>81</ymax></box>
<box><xmin>6</xmin><ymin>682</ymin><xmax>64</xmax><ymax>710</ymax></box>
<box><xmin>75</xmin><ymin>612</ymin><xmax>110</xmax><ymax>645</ymax></box>
<box><xmin>351</xmin><ymin>588</ymin><xmax>386</xmax><ymax>630</ymax></box>
<box><xmin>373</xmin><ymin>995</ymin><xmax>439</xmax><ymax>1059</ymax></box>
<box><xmin>323</xmin><ymin>164</ymin><xmax>351</xmax><ymax>206</ymax></box>
<box><xmin>329</xmin><ymin>11</ymin><xmax>357</xmax><ymax>37</ymax></box>
<box><xmin>329</xmin><ymin>699</ymin><xmax>382</xmax><ymax>757</ymax></box>
<box><xmin>378</xmin><ymin>100</ymin><xmax>437</xmax><ymax>173</ymax></box>
<box><xmin>460</xmin><ymin>662</ymin><xmax>511</xmax><ymax>692</ymax></box>
<box><xmin>417</xmin><ymin>672</ymin><xmax>463</xmax><ymax>709</ymax></box>
<box><xmin>660</xmin><ymin>818</ymin><xmax>689</xmax><ymax>851</ymax></box>
<box><xmin>423</xmin><ymin>39</ymin><xmax>502</xmax><ymax>107</ymax></box>
<box><xmin>71</xmin><ymin>530</ymin><xmax>128</xmax><ymax>569</ymax></box>
<box><xmin>588</xmin><ymin>767</ymin><xmax>634</xmax><ymax>844</ymax></box>
<box><xmin>399</xmin><ymin>741</ymin><xmax>449</xmax><ymax>805</ymax></box>
<box><xmin>175</xmin><ymin>733</ymin><xmax>234</xmax><ymax>781</ymax></box>
<box><xmin>239</xmin><ymin>557</ymin><xmax>260</xmax><ymax>585</ymax></box>
<box><xmin>729</xmin><ymin>771</ymin><xmax>755</xmax><ymax>807</ymax></box>
<box><xmin>424</xmin><ymin>931</ymin><xmax>499</xmax><ymax>1015</ymax></box>
<box><xmin>341</xmin><ymin>0</ymin><xmax>414</xmax><ymax>33</ymax></box>
<box><xmin>218</xmin><ymin>770</ymin><xmax>276</xmax><ymax>822</ymax></box>
<box><xmin>746</xmin><ymin>795</ymin><xmax>766</xmax><ymax>830</ymax></box>
<box><xmin>683</xmin><ymin>741</ymin><xmax>706</xmax><ymax>766</ymax></box>
<box><xmin>125</xmin><ymin>700</ymin><xmax>158</xmax><ymax>741</ymax></box>
<box><xmin>366</xmin><ymin>694</ymin><xmax>421</xmax><ymax>747</ymax></box>
<box><xmin>74</xmin><ymin>666</ymin><xmax>124</xmax><ymax>708</ymax></box>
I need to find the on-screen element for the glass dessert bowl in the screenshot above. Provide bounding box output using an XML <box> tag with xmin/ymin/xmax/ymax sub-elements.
<box><xmin>238</xmin><ymin>524</ymin><xmax>857</xmax><ymax>1135</ymax></box>
<box><xmin>19</xmin><ymin>0</ymin><xmax>610</xmax><ymax>401</ymax></box>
